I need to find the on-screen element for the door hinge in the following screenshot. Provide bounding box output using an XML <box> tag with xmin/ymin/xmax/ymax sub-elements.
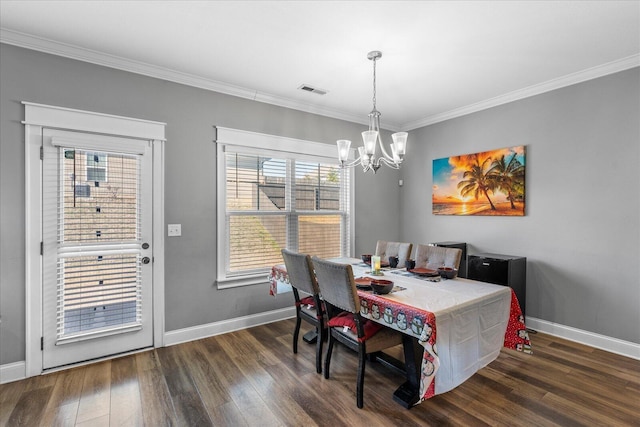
<box><xmin>40</xmin><ymin>146</ymin><xmax>43</xmax><ymax>160</ymax></box>
<box><xmin>40</xmin><ymin>241</ymin><xmax>43</xmax><ymax>255</ymax></box>
<box><xmin>41</xmin><ymin>337</ymin><xmax>44</xmax><ymax>351</ymax></box>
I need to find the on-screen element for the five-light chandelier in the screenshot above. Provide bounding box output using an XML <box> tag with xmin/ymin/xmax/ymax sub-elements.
<box><xmin>337</xmin><ymin>50</ymin><xmax>408</xmax><ymax>173</ymax></box>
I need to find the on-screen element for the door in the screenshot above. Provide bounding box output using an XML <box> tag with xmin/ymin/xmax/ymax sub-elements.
<box><xmin>41</xmin><ymin>128</ymin><xmax>153</xmax><ymax>369</ymax></box>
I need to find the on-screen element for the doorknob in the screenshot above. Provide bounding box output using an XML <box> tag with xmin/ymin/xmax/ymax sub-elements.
<box><xmin>142</xmin><ymin>243</ymin><xmax>150</xmax><ymax>249</ymax></box>
<box><xmin>142</xmin><ymin>256</ymin><xmax>151</xmax><ymax>264</ymax></box>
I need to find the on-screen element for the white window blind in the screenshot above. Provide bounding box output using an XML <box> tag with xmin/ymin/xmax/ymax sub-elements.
<box><xmin>216</xmin><ymin>128</ymin><xmax>352</xmax><ymax>287</ymax></box>
<box><xmin>50</xmin><ymin>147</ymin><xmax>143</xmax><ymax>343</ymax></box>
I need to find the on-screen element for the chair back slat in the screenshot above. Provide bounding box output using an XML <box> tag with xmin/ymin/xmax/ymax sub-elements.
<box><xmin>281</xmin><ymin>249</ymin><xmax>319</xmax><ymax>296</ymax></box>
<box><xmin>375</xmin><ymin>240</ymin><xmax>413</xmax><ymax>265</ymax></box>
<box><xmin>415</xmin><ymin>244</ymin><xmax>462</xmax><ymax>270</ymax></box>
<box><xmin>311</xmin><ymin>257</ymin><xmax>359</xmax><ymax>314</ymax></box>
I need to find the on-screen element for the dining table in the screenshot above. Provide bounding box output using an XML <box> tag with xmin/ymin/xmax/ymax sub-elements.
<box><xmin>269</xmin><ymin>257</ymin><xmax>531</xmax><ymax>407</ymax></box>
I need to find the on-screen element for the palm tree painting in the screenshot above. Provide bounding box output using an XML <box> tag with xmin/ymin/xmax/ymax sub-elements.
<box><xmin>432</xmin><ymin>146</ymin><xmax>525</xmax><ymax>216</ymax></box>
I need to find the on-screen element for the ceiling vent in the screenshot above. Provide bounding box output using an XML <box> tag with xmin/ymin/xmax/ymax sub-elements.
<box><xmin>298</xmin><ymin>84</ymin><xmax>328</xmax><ymax>95</ymax></box>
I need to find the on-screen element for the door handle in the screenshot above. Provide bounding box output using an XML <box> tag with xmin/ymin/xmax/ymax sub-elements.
<box><xmin>142</xmin><ymin>256</ymin><xmax>151</xmax><ymax>264</ymax></box>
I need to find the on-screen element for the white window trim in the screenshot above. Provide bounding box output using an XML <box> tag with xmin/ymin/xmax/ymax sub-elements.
<box><xmin>23</xmin><ymin>102</ymin><xmax>166</xmax><ymax>378</ymax></box>
<box><xmin>214</xmin><ymin>126</ymin><xmax>355</xmax><ymax>289</ymax></box>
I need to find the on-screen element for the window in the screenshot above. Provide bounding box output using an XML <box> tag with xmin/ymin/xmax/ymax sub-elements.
<box><xmin>86</xmin><ymin>151</ymin><xmax>108</xmax><ymax>182</ymax></box>
<box><xmin>216</xmin><ymin>127</ymin><xmax>352</xmax><ymax>288</ymax></box>
<box><xmin>56</xmin><ymin>145</ymin><xmax>143</xmax><ymax>341</ymax></box>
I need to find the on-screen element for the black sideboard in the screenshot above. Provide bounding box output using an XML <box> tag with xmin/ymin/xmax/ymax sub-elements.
<box><xmin>467</xmin><ymin>253</ymin><xmax>526</xmax><ymax>317</ymax></box>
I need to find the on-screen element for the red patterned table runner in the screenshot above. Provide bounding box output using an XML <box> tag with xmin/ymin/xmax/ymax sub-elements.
<box><xmin>270</xmin><ymin>265</ymin><xmax>288</xmax><ymax>296</ymax></box>
<box><xmin>356</xmin><ymin>290</ymin><xmax>438</xmax><ymax>400</ymax></box>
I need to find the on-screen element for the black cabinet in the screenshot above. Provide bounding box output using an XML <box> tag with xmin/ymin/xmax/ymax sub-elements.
<box><xmin>430</xmin><ymin>242</ymin><xmax>467</xmax><ymax>278</ymax></box>
<box><xmin>468</xmin><ymin>253</ymin><xmax>526</xmax><ymax>317</ymax></box>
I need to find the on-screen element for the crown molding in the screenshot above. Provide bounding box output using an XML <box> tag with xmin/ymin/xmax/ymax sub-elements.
<box><xmin>2</xmin><ymin>28</ymin><xmax>637</xmax><ymax>133</ymax></box>
<box><xmin>0</xmin><ymin>28</ymin><xmax>368</xmax><ymax>127</ymax></box>
<box><xmin>402</xmin><ymin>54</ymin><xmax>640</xmax><ymax>130</ymax></box>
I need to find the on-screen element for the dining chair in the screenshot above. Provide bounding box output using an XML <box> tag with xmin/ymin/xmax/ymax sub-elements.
<box><xmin>311</xmin><ymin>256</ymin><xmax>403</xmax><ymax>409</ymax></box>
<box><xmin>281</xmin><ymin>249</ymin><xmax>326</xmax><ymax>374</ymax></box>
<box><xmin>414</xmin><ymin>244</ymin><xmax>463</xmax><ymax>270</ymax></box>
<box><xmin>375</xmin><ymin>240</ymin><xmax>413</xmax><ymax>266</ymax></box>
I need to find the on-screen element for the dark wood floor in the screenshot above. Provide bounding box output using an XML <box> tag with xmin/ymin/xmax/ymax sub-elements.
<box><xmin>1</xmin><ymin>318</ymin><xmax>639</xmax><ymax>426</ymax></box>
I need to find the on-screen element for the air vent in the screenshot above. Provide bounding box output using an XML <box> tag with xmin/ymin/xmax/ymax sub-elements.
<box><xmin>298</xmin><ymin>84</ymin><xmax>328</xmax><ymax>95</ymax></box>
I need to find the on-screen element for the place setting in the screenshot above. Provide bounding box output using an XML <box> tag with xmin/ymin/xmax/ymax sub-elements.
<box><xmin>354</xmin><ymin>276</ymin><xmax>406</xmax><ymax>295</ymax></box>
<box><xmin>353</xmin><ymin>254</ymin><xmax>407</xmax><ymax>294</ymax></box>
<box><xmin>389</xmin><ymin>258</ymin><xmax>459</xmax><ymax>282</ymax></box>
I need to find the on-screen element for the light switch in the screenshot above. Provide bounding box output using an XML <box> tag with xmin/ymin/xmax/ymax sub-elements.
<box><xmin>168</xmin><ymin>224</ymin><xmax>182</xmax><ymax>237</ymax></box>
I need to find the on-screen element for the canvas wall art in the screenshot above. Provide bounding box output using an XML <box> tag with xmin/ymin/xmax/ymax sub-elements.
<box><xmin>432</xmin><ymin>146</ymin><xmax>526</xmax><ymax>216</ymax></box>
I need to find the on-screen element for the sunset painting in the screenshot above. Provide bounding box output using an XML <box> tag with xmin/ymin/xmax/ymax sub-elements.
<box><xmin>432</xmin><ymin>146</ymin><xmax>526</xmax><ymax>216</ymax></box>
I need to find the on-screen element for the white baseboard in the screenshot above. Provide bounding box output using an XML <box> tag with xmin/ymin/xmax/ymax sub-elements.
<box><xmin>164</xmin><ymin>306</ymin><xmax>296</xmax><ymax>347</ymax></box>
<box><xmin>0</xmin><ymin>361</ymin><xmax>26</xmax><ymax>384</ymax></box>
<box><xmin>1</xmin><ymin>307</ymin><xmax>294</xmax><ymax>384</ymax></box>
<box><xmin>6</xmin><ymin>313</ymin><xmax>633</xmax><ymax>384</ymax></box>
<box><xmin>526</xmin><ymin>317</ymin><xmax>640</xmax><ymax>360</ymax></box>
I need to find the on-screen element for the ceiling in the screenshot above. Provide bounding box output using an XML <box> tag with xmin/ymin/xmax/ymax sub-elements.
<box><xmin>1</xmin><ymin>1</ymin><xmax>639</xmax><ymax>130</ymax></box>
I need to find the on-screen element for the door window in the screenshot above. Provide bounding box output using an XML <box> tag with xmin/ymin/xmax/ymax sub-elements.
<box><xmin>57</xmin><ymin>149</ymin><xmax>142</xmax><ymax>341</ymax></box>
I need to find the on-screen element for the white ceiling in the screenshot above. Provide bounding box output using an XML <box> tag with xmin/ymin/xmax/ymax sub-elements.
<box><xmin>1</xmin><ymin>1</ymin><xmax>639</xmax><ymax>130</ymax></box>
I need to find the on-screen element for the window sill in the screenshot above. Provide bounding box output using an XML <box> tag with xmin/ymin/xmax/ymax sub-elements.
<box><xmin>216</xmin><ymin>273</ymin><xmax>269</xmax><ymax>289</ymax></box>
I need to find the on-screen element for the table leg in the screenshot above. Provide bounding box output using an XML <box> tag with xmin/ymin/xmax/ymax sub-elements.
<box><xmin>392</xmin><ymin>334</ymin><xmax>422</xmax><ymax>409</ymax></box>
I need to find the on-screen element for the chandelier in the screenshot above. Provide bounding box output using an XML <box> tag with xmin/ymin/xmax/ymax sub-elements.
<box><xmin>337</xmin><ymin>50</ymin><xmax>408</xmax><ymax>173</ymax></box>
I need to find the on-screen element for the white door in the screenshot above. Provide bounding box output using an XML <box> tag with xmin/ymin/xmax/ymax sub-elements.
<box><xmin>41</xmin><ymin>129</ymin><xmax>154</xmax><ymax>369</ymax></box>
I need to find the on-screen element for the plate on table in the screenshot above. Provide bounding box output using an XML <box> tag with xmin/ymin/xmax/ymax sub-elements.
<box><xmin>408</xmin><ymin>267</ymin><xmax>439</xmax><ymax>277</ymax></box>
<box><xmin>354</xmin><ymin>277</ymin><xmax>372</xmax><ymax>289</ymax></box>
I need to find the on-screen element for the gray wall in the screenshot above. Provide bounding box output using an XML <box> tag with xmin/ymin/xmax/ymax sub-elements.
<box><xmin>2</xmin><ymin>42</ymin><xmax>637</xmax><ymax>366</ymax></box>
<box><xmin>0</xmin><ymin>43</ymin><xmax>400</xmax><ymax>365</ymax></box>
<box><xmin>401</xmin><ymin>68</ymin><xmax>640</xmax><ymax>344</ymax></box>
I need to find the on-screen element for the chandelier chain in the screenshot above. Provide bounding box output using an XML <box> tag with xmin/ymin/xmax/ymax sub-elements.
<box><xmin>372</xmin><ymin>56</ymin><xmax>377</xmax><ymax>111</ymax></box>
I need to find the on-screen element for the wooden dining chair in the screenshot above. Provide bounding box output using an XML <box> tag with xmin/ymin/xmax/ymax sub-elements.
<box><xmin>281</xmin><ymin>249</ymin><xmax>326</xmax><ymax>374</ymax></box>
<box><xmin>311</xmin><ymin>257</ymin><xmax>403</xmax><ymax>409</ymax></box>
<box><xmin>375</xmin><ymin>240</ymin><xmax>413</xmax><ymax>266</ymax></box>
<box><xmin>414</xmin><ymin>244</ymin><xmax>462</xmax><ymax>270</ymax></box>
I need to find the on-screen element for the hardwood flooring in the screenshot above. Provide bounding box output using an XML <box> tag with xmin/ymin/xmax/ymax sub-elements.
<box><xmin>1</xmin><ymin>319</ymin><xmax>639</xmax><ymax>426</ymax></box>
